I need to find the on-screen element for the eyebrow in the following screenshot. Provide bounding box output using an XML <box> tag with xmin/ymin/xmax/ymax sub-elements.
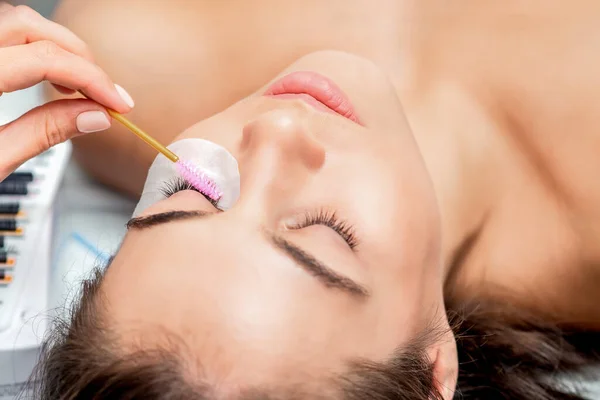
<box><xmin>266</xmin><ymin>234</ymin><xmax>369</xmax><ymax>297</ymax></box>
<box><xmin>127</xmin><ymin>210</ymin><xmax>211</xmax><ymax>229</ymax></box>
<box><xmin>127</xmin><ymin>211</ymin><xmax>369</xmax><ymax>298</ymax></box>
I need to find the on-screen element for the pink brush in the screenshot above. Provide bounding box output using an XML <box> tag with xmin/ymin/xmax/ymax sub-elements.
<box><xmin>175</xmin><ymin>159</ymin><xmax>222</xmax><ymax>201</ymax></box>
<box><xmin>101</xmin><ymin>107</ymin><xmax>222</xmax><ymax>201</ymax></box>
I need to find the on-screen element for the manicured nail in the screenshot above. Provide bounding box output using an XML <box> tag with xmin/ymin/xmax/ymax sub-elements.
<box><xmin>114</xmin><ymin>83</ymin><xmax>135</xmax><ymax>108</ymax></box>
<box><xmin>77</xmin><ymin>111</ymin><xmax>111</xmax><ymax>133</ymax></box>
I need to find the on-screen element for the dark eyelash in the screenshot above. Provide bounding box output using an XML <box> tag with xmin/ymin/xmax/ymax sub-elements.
<box><xmin>159</xmin><ymin>177</ymin><xmax>220</xmax><ymax>208</ymax></box>
<box><xmin>292</xmin><ymin>209</ymin><xmax>359</xmax><ymax>250</ymax></box>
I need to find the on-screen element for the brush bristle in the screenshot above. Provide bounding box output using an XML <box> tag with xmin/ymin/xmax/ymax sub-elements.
<box><xmin>176</xmin><ymin>159</ymin><xmax>223</xmax><ymax>201</ymax></box>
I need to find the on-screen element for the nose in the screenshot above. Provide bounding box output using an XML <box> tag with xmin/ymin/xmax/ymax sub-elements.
<box><xmin>237</xmin><ymin>108</ymin><xmax>326</xmax><ymax>211</ymax></box>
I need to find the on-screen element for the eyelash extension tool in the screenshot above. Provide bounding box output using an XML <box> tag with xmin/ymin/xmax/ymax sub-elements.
<box><xmin>105</xmin><ymin>110</ymin><xmax>221</xmax><ymax>201</ymax></box>
<box><xmin>78</xmin><ymin>91</ymin><xmax>221</xmax><ymax>201</ymax></box>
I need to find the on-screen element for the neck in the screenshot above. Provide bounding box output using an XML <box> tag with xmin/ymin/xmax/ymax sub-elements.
<box><xmin>401</xmin><ymin>82</ymin><xmax>506</xmax><ymax>283</ymax></box>
<box><xmin>385</xmin><ymin>2</ymin><xmax>507</xmax><ymax>283</ymax></box>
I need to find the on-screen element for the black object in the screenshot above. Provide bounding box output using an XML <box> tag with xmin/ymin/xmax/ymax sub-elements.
<box><xmin>0</xmin><ymin>236</ymin><xmax>4</xmax><ymax>248</ymax></box>
<box><xmin>0</xmin><ymin>220</ymin><xmax>17</xmax><ymax>232</ymax></box>
<box><xmin>3</xmin><ymin>172</ymin><xmax>34</xmax><ymax>182</ymax></box>
<box><xmin>0</xmin><ymin>270</ymin><xmax>5</xmax><ymax>280</ymax></box>
<box><xmin>0</xmin><ymin>182</ymin><xmax>28</xmax><ymax>195</ymax></box>
<box><xmin>0</xmin><ymin>203</ymin><xmax>20</xmax><ymax>215</ymax></box>
<box><xmin>0</xmin><ymin>250</ymin><xmax>7</xmax><ymax>264</ymax></box>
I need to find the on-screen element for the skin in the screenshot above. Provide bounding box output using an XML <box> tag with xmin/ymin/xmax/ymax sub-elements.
<box><xmin>106</xmin><ymin>52</ymin><xmax>457</xmax><ymax>395</ymax></box>
<box><xmin>39</xmin><ymin>0</ymin><xmax>600</xmax><ymax>395</ymax></box>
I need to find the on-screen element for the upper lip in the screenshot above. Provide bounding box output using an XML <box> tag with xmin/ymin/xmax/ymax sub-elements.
<box><xmin>263</xmin><ymin>71</ymin><xmax>361</xmax><ymax>124</ymax></box>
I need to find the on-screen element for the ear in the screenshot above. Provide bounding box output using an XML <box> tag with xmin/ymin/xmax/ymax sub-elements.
<box><xmin>429</xmin><ymin>329</ymin><xmax>458</xmax><ymax>400</ymax></box>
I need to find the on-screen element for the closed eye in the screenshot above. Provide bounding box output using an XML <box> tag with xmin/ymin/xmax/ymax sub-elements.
<box><xmin>159</xmin><ymin>177</ymin><xmax>220</xmax><ymax>208</ymax></box>
<box><xmin>286</xmin><ymin>209</ymin><xmax>359</xmax><ymax>250</ymax></box>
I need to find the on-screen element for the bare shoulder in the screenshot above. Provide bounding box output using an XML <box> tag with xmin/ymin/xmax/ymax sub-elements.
<box><xmin>489</xmin><ymin>2</ymin><xmax>600</xmax><ymax>263</ymax></box>
<box><xmin>447</xmin><ymin>2</ymin><xmax>600</xmax><ymax>259</ymax></box>
<box><xmin>436</xmin><ymin>2</ymin><xmax>600</xmax><ymax>323</ymax></box>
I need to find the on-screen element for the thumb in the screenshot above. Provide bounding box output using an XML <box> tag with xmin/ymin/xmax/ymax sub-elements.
<box><xmin>0</xmin><ymin>98</ymin><xmax>111</xmax><ymax>179</ymax></box>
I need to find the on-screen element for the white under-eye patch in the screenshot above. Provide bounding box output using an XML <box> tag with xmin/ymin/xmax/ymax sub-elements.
<box><xmin>133</xmin><ymin>138</ymin><xmax>240</xmax><ymax>217</ymax></box>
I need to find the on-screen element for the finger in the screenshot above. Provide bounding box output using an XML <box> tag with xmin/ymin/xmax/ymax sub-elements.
<box><xmin>53</xmin><ymin>84</ymin><xmax>76</xmax><ymax>95</ymax></box>
<box><xmin>0</xmin><ymin>41</ymin><xmax>134</xmax><ymax>113</ymax></box>
<box><xmin>0</xmin><ymin>99</ymin><xmax>111</xmax><ymax>179</ymax></box>
<box><xmin>0</xmin><ymin>4</ymin><xmax>94</xmax><ymax>61</ymax></box>
<box><xmin>0</xmin><ymin>2</ymin><xmax>13</xmax><ymax>13</ymax></box>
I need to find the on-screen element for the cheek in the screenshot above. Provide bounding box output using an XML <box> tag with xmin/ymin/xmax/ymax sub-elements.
<box><xmin>332</xmin><ymin>146</ymin><xmax>439</xmax><ymax>262</ymax></box>
<box><xmin>327</xmin><ymin>150</ymin><xmax>405</xmax><ymax>229</ymax></box>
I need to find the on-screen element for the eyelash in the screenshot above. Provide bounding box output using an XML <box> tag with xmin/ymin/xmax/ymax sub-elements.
<box><xmin>289</xmin><ymin>209</ymin><xmax>359</xmax><ymax>250</ymax></box>
<box><xmin>159</xmin><ymin>177</ymin><xmax>220</xmax><ymax>208</ymax></box>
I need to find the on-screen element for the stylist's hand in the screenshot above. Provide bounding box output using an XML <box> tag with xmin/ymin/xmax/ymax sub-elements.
<box><xmin>0</xmin><ymin>3</ymin><xmax>135</xmax><ymax>180</ymax></box>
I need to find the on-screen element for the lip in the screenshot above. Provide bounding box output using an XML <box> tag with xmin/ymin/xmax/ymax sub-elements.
<box><xmin>264</xmin><ymin>71</ymin><xmax>361</xmax><ymax>124</ymax></box>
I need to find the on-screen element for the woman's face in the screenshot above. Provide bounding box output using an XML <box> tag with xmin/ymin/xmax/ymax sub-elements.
<box><xmin>104</xmin><ymin>51</ymin><xmax>447</xmax><ymax>387</ymax></box>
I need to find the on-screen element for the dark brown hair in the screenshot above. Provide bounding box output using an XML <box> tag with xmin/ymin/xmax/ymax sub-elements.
<box><xmin>25</xmin><ymin>267</ymin><xmax>600</xmax><ymax>399</ymax></box>
<box><xmin>449</xmin><ymin>297</ymin><xmax>600</xmax><ymax>399</ymax></box>
<box><xmin>27</xmin><ymin>267</ymin><xmax>444</xmax><ymax>400</ymax></box>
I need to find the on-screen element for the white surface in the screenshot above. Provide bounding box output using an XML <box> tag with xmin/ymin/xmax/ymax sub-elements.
<box><xmin>0</xmin><ymin>85</ymin><xmax>45</xmax><ymax>126</ymax></box>
<box><xmin>0</xmin><ymin>143</ymin><xmax>71</xmax><ymax>333</ymax></box>
<box><xmin>50</xmin><ymin>161</ymin><xmax>134</xmax><ymax>314</ymax></box>
<box><xmin>0</xmin><ymin>87</ymin><xmax>72</xmax><ymax>397</ymax></box>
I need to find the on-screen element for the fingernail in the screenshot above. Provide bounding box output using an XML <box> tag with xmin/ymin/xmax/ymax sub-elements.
<box><xmin>114</xmin><ymin>83</ymin><xmax>135</xmax><ymax>108</ymax></box>
<box><xmin>77</xmin><ymin>111</ymin><xmax>111</xmax><ymax>133</ymax></box>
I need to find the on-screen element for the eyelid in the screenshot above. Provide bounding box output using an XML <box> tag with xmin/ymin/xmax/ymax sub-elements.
<box><xmin>284</xmin><ymin>209</ymin><xmax>359</xmax><ymax>250</ymax></box>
